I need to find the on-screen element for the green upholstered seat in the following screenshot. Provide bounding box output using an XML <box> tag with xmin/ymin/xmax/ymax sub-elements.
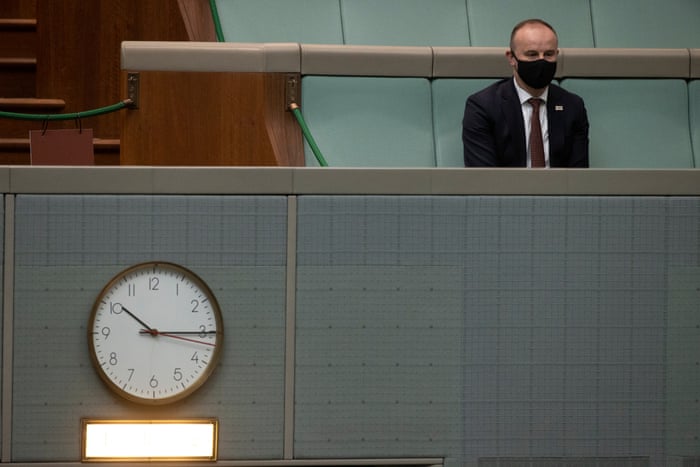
<box><xmin>340</xmin><ymin>0</ymin><xmax>469</xmax><ymax>46</ymax></box>
<box><xmin>560</xmin><ymin>79</ymin><xmax>694</xmax><ymax>168</ymax></box>
<box><xmin>589</xmin><ymin>0</ymin><xmax>700</xmax><ymax>48</ymax></box>
<box><xmin>214</xmin><ymin>0</ymin><xmax>343</xmax><ymax>44</ymax></box>
<box><xmin>300</xmin><ymin>76</ymin><xmax>435</xmax><ymax>167</ymax></box>
<box><xmin>432</xmin><ymin>78</ymin><xmax>499</xmax><ymax>167</ymax></box>
<box><xmin>466</xmin><ymin>0</ymin><xmax>594</xmax><ymax>47</ymax></box>
<box><xmin>690</xmin><ymin>80</ymin><xmax>700</xmax><ymax>168</ymax></box>
<box><xmin>213</xmin><ymin>0</ymin><xmax>700</xmax><ymax>49</ymax></box>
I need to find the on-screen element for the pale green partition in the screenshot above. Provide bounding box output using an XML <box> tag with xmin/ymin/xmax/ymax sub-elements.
<box><xmin>466</xmin><ymin>0</ymin><xmax>594</xmax><ymax>47</ymax></box>
<box><xmin>301</xmin><ymin>76</ymin><xmax>436</xmax><ymax>167</ymax></box>
<box><xmin>432</xmin><ymin>78</ymin><xmax>498</xmax><ymax>167</ymax></box>
<box><xmin>560</xmin><ymin>79</ymin><xmax>694</xmax><ymax>168</ymax></box>
<box><xmin>0</xmin><ymin>200</ymin><xmax>3</xmax><ymax>458</ymax></box>
<box><xmin>667</xmin><ymin>268</ymin><xmax>700</xmax><ymax>463</ymax></box>
<box><xmin>690</xmin><ymin>80</ymin><xmax>700</xmax><ymax>167</ymax></box>
<box><xmin>11</xmin><ymin>195</ymin><xmax>288</xmax><ymax>461</ymax></box>
<box><xmin>4</xmin><ymin>169</ymin><xmax>700</xmax><ymax>467</ymax></box>
<box><xmin>590</xmin><ymin>0</ymin><xmax>700</xmax><ymax>47</ymax></box>
<box><xmin>214</xmin><ymin>0</ymin><xmax>343</xmax><ymax>44</ymax></box>
<box><xmin>295</xmin><ymin>194</ymin><xmax>700</xmax><ymax>467</ymax></box>
<box><xmin>340</xmin><ymin>0</ymin><xmax>469</xmax><ymax>46</ymax></box>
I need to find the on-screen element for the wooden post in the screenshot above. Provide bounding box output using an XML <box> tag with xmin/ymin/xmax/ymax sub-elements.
<box><xmin>120</xmin><ymin>71</ymin><xmax>304</xmax><ymax>166</ymax></box>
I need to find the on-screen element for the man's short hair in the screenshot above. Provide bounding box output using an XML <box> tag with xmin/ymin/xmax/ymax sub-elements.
<box><xmin>509</xmin><ymin>19</ymin><xmax>558</xmax><ymax>50</ymax></box>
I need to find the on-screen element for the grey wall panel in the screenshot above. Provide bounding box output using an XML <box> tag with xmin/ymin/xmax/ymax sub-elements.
<box><xmin>6</xmin><ymin>190</ymin><xmax>700</xmax><ymax>466</ymax></box>
<box><xmin>0</xmin><ymin>198</ymin><xmax>4</xmax><ymax>458</ymax></box>
<box><xmin>295</xmin><ymin>196</ymin><xmax>466</xmax><ymax>462</ymax></box>
<box><xmin>295</xmin><ymin>265</ymin><xmax>464</xmax><ymax>459</ymax></box>
<box><xmin>294</xmin><ymin>195</ymin><xmax>700</xmax><ymax>467</ymax></box>
<box><xmin>11</xmin><ymin>195</ymin><xmax>288</xmax><ymax>461</ymax></box>
<box><xmin>667</xmin><ymin>267</ymin><xmax>700</xmax><ymax>457</ymax></box>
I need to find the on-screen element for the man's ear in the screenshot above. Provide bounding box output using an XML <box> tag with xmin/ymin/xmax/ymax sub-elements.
<box><xmin>506</xmin><ymin>49</ymin><xmax>517</xmax><ymax>68</ymax></box>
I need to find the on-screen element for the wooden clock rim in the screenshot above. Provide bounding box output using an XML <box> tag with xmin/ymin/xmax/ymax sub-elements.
<box><xmin>87</xmin><ymin>261</ymin><xmax>224</xmax><ymax>405</ymax></box>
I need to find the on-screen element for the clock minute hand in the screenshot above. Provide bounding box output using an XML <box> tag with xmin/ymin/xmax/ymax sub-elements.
<box><xmin>138</xmin><ymin>329</ymin><xmax>216</xmax><ymax>346</ymax></box>
<box><xmin>143</xmin><ymin>331</ymin><xmax>217</xmax><ymax>335</ymax></box>
<box><xmin>121</xmin><ymin>306</ymin><xmax>156</xmax><ymax>335</ymax></box>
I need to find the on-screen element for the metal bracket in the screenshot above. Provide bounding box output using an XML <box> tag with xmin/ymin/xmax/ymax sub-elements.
<box><xmin>285</xmin><ymin>74</ymin><xmax>299</xmax><ymax>110</ymax></box>
<box><xmin>126</xmin><ymin>72</ymin><xmax>140</xmax><ymax>109</ymax></box>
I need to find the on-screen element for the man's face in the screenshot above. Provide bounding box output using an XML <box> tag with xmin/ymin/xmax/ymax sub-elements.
<box><xmin>507</xmin><ymin>23</ymin><xmax>559</xmax><ymax>66</ymax></box>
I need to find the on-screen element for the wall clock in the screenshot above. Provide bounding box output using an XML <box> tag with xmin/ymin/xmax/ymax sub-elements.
<box><xmin>88</xmin><ymin>262</ymin><xmax>224</xmax><ymax>405</ymax></box>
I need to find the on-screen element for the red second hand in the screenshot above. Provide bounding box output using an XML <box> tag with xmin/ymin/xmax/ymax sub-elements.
<box><xmin>139</xmin><ymin>329</ymin><xmax>216</xmax><ymax>347</ymax></box>
<box><xmin>159</xmin><ymin>332</ymin><xmax>216</xmax><ymax>347</ymax></box>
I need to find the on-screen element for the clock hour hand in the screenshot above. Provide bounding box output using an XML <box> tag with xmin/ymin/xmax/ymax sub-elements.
<box><xmin>120</xmin><ymin>306</ymin><xmax>157</xmax><ymax>335</ymax></box>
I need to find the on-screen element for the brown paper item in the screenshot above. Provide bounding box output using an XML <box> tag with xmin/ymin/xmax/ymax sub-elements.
<box><xmin>30</xmin><ymin>128</ymin><xmax>95</xmax><ymax>165</ymax></box>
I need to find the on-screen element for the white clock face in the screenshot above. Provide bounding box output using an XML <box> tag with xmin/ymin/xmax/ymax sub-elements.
<box><xmin>88</xmin><ymin>262</ymin><xmax>223</xmax><ymax>405</ymax></box>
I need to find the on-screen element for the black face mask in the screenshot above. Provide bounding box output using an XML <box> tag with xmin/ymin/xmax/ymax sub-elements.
<box><xmin>513</xmin><ymin>54</ymin><xmax>557</xmax><ymax>89</ymax></box>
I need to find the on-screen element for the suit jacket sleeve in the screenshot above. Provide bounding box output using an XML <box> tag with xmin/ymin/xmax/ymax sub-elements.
<box><xmin>569</xmin><ymin>96</ymin><xmax>590</xmax><ymax>168</ymax></box>
<box><xmin>462</xmin><ymin>93</ymin><xmax>499</xmax><ymax>167</ymax></box>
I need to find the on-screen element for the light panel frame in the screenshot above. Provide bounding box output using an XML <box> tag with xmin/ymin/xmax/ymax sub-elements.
<box><xmin>81</xmin><ymin>419</ymin><xmax>218</xmax><ymax>462</ymax></box>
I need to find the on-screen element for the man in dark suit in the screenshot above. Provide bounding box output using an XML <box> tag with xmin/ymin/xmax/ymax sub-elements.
<box><xmin>462</xmin><ymin>19</ymin><xmax>589</xmax><ymax>167</ymax></box>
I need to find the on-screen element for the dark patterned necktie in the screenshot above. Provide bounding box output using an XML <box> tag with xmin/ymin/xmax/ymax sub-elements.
<box><xmin>528</xmin><ymin>98</ymin><xmax>545</xmax><ymax>168</ymax></box>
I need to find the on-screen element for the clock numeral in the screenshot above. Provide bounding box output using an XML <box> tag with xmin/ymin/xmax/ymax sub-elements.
<box><xmin>175</xmin><ymin>283</ymin><xmax>179</xmax><ymax>296</ymax></box>
<box><xmin>191</xmin><ymin>352</ymin><xmax>199</xmax><ymax>364</ymax></box>
<box><xmin>109</xmin><ymin>352</ymin><xmax>118</xmax><ymax>366</ymax></box>
<box><xmin>199</xmin><ymin>325</ymin><xmax>208</xmax><ymax>338</ymax></box>
<box><xmin>149</xmin><ymin>375</ymin><xmax>159</xmax><ymax>388</ymax></box>
<box><xmin>128</xmin><ymin>283</ymin><xmax>136</xmax><ymax>296</ymax></box>
<box><xmin>173</xmin><ymin>368</ymin><xmax>183</xmax><ymax>382</ymax></box>
<box><xmin>128</xmin><ymin>368</ymin><xmax>135</xmax><ymax>381</ymax></box>
<box><xmin>110</xmin><ymin>302</ymin><xmax>123</xmax><ymax>315</ymax></box>
<box><xmin>191</xmin><ymin>299</ymin><xmax>200</xmax><ymax>313</ymax></box>
<box><xmin>149</xmin><ymin>276</ymin><xmax>160</xmax><ymax>291</ymax></box>
<box><xmin>101</xmin><ymin>326</ymin><xmax>111</xmax><ymax>340</ymax></box>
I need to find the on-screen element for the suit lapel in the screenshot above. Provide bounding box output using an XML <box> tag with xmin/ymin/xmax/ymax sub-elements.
<box><xmin>500</xmin><ymin>80</ymin><xmax>527</xmax><ymax>166</ymax></box>
<box><xmin>547</xmin><ymin>86</ymin><xmax>565</xmax><ymax>167</ymax></box>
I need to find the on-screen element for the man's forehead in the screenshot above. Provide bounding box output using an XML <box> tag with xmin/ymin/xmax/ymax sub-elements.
<box><xmin>513</xmin><ymin>24</ymin><xmax>558</xmax><ymax>47</ymax></box>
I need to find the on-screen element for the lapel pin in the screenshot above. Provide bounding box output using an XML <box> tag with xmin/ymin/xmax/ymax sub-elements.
<box><xmin>555</xmin><ymin>105</ymin><xmax>564</xmax><ymax>111</ymax></box>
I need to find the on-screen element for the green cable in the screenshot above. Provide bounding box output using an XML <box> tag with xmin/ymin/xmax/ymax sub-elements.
<box><xmin>289</xmin><ymin>104</ymin><xmax>328</xmax><ymax>167</ymax></box>
<box><xmin>208</xmin><ymin>3</ymin><xmax>325</xmax><ymax>166</ymax></box>
<box><xmin>209</xmin><ymin>0</ymin><xmax>226</xmax><ymax>42</ymax></box>
<box><xmin>0</xmin><ymin>100</ymin><xmax>132</xmax><ymax>121</ymax></box>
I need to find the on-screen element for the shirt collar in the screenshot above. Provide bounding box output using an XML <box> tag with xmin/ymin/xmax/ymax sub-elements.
<box><xmin>513</xmin><ymin>77</ymin><xmax>549</xmax><ymax>105</ymax></box>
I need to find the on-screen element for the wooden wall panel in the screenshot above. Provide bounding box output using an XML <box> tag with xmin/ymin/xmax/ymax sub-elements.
<box><xmin>120</xmin><ymin>71</ymin><xmax>304</xmax><ymax>166</ymax></box>
<box><xmin>32</xmin><ymin>0</ymin><xmax>300</xmax><ymax>166</ymax></box>
<box><xmin>1</xmin><ymin>0</ymin><xmax>37</xmax><ymax>18</ymax></box>
<box><xmin>177</xmin><ymin>0</ymin><xmax>217</xmax><ymax>41</ymax></box>
<box><xmin>29</xmin><ymin>0</ymin><xmax>301</xmax><ymax>166</ymax></box>
<box><xmin>35</xmin><ymin>0</ymin><xmax>192</xmax><ymax>139</ymax></box>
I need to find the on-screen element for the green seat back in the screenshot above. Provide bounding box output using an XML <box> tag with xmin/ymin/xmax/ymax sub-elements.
<box><xmin>214</xmin><ymin>0</ymin><xmax>343</xmax><ymax>44</ymax></box>
<box><xmin>690</xmin><ymin>80</ymin><xmax>700</xmax><ymax>167</ymax></box>
<box><xmin>561</xmin><ymin>79</ymin><xmax>693</xmax><ymax>168</ymax></box>
<box><xmin>301</xmin><ymin>76</ymin><xmax>436</xmax><ymax>167</ymax></box>
<box><xmin>467</xmin><ymin>0</ymin><xmax>594</xmax><ymax>47</ymax></box>
<box><xmin>340</xmin><ymin>0</ymin><xmax>469</xmax><ymax>46</ymax></box>
<box><xmin>432</xmin><ymin>78</ymin><xmax>499</xmax><ymax>167</ymax></box>
<box><xmin>590</xmin><ymin>0</ymin><xmax>700</xmax><ymax>47</ymax></box>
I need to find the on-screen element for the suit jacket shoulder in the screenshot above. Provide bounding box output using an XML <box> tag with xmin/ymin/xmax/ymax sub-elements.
<box><xmin>467</xmin><ymin>78</ymin><xmax>515</xmax><ymax>105</ymax></box>
<box><xmin>547</xmin><ymin>82</ymin><xmax>585</xmax><ymax>107</ymax></box>
<box><xmin>463</xmin><ymin>78</ymin><xmax>525</xmax><ymax>167</ymax></box>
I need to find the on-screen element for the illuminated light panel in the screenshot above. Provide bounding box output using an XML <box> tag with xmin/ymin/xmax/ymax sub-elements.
<box><xmin>82</xmin><ymin>419</ymin><xmax>218</xmax><ymax>462</ymax></box>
